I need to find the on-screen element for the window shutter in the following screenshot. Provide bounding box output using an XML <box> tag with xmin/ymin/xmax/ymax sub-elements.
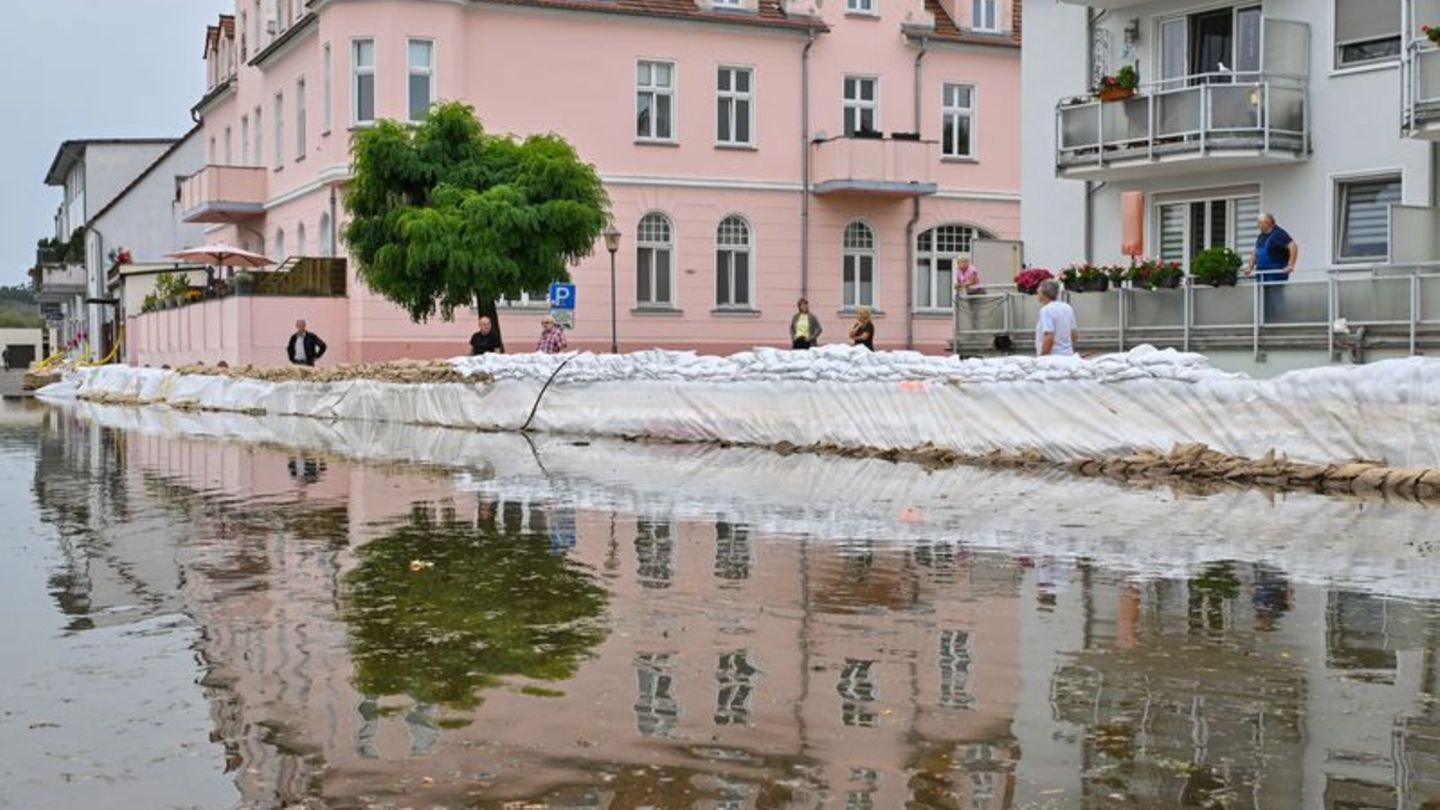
<box><xmin>1340</xmin><ymin>178</ymin><xmax>1401</xmax><ymax>259</ymax></box>
<box><xmin>1335</xmin><ymin>0</ymin><xmax>1400</xmax><ymax>44</ymax></box>
<box><xmin>1158</xmin><ymin>204</ymin><xmax>1185</xmax><ymax>262</ymax></box>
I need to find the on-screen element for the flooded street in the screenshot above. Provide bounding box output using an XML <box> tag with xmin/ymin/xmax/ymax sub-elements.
<box><xmin>5</xmin><ymin>401</ymin><xmax>1440</xmax><ymax>809</ymax></box>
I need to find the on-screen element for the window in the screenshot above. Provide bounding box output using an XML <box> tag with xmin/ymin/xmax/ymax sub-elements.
<box><xmin>322</xmin><ymin>44</ymin><xmax>332</xmax><ymax>133</ymax></box>
<box><xmin>636</xmin><ymin>212</ymin><xmax>674</xmax><ymax>307</ymax></box>
<box><xmin>240</xmin><ymin>116</ymin><xmax>250</xmax><ymax>166</ymax></box>
<box><xmin>915</xmin><ymin>224</ymin><xmax>980</xmax><ymax>310</ymax></box>
<box><xmin>941</xmin><ymin>83</ymin><xmax>974</xmax><ymax>159</ymax></box>
<box><xmin>295</xmin><ymin>78</ymin><xmax>307</xmax><ymax>157</ymax></box>
<box><xmin>1158</xmin><ymin>6</ymin><xmax>1263</xmax><ymax>89</ymax></box>
<box><xmin>1155</xmin><ymin>192</ymin><xmax>1261</xmax><ymax>265</ymax></box>
<box><xmin>274</xmin><ymin>227</ymin><xmax>286</xmax><ymax>259</ymax></box>
<box><xmin>636</xmin><ymin>60</ymin><xmax>675</xmax><ymax>141</ymax></box>
<box><xmin>352</xmin><ymin>39</ymin><xmax>375</xmax><ymax>124</ymax></box>
<box><xmin>714</xmin><ymin>651</ymin><xmax>757</xmax><ymax>726</ymax></box>
<box><xmin>713</xmin><ymin>0</ymin><xmax>743</xmax><ymax>7</ymax></box>
<box><xmin>273</xmin><ymin>92</ymin><xmax>284</xmax><ymax>167</ymax></box>
<box><xmin>715</xmin><ymin>215</ymin><xmax>752</xmax><ymax>308</ymax></box>
<box><xmin>971</xmin><ymin>0</ymin><xmax>997</xmax><ymax>31</ymax></box>
<box><xmin>1335</xmin><ymin>0</ymin><xmax>1401</xmax><ymax>68</ymax></box>
<box><xmin>296</xmin><ymin>222</ymin><xmax>307</xmax><ymax>256</ymax></box>
<box><xmin>407</xmin><ymin>39</ymin><xmax>434</xmax><ymax>121</ymax></box>
<box><xmin>208</xmin><ymin>137</ymin><xmax>216</xmax><ymax>164</ymax></box>
<box><xmin>843</xmin><ymin>221</ymin><xmax>876</xmax><ymax>309</ymax></box>
<box><xmin>224</xmin><ymin>126</ymin><xmax>232</xmax><ymax>164</ymax></box>
<box><xmin>1336</xmin><ymin>176</ymin><xmax>1401</xmax><ymax>262</ymax></box>
<box><xmin>716</xmin><ymin>66</ymin><xmax>753</xmax><ymax>146</ymax></box>
<box><xmin>843</xmin><ymin>76</ymin><xmax>877</xmax><ymax>136</ymax></box>
<box><xmin>939</xmin><ymin>630</ymin><xmax>976</xmax><ymax>709</ymax></box>
<box><xmin>846</xmin><ymin>0</ymin><xmax>874</xmax><ymax>14</ymax></box>
<box><xmin>319</xmin><ymin>211</ymin><xmax>332</xmax><ymax>256</ymax></box>
<box><xmin>254</xmin><ymin>106</ymin><xmax>263</xmax><ymax>167</ymax></box>
<box><xmin>634</xmin><ymin>653</ymin><xmax>678</xmax><ymax>738</ymax></box>
<box><xmin>239</xmin><ymin>10</ymin><xmax>247</xmax><ymax>61</ymax></box>
<box><xmin>837</xmin><ymin>659</ymin><xmax>877</xmax><ymax>727</ymax></box>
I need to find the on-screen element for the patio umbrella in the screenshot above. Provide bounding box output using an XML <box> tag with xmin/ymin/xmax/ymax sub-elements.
<box><xmin>166</xmin><ymin>243</ymin><xmax>275</xmax><ymax>269</ymax></box>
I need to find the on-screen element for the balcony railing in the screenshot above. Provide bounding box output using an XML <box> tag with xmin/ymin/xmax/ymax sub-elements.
<box><xmin>178</xmin><ymin>164</ymin><xmax>267</xmax><ymax>223</ymax></box>
<box><xmin>34</xmin><ymin>263</ymin><xmax>87</xmax><ymax>301</ymax></box>
<box><xmin>1405</xmin><ymin>0</ymin><xmax>1440</xmax><ymax>138</ymax></box>
<box><xmin>811</xmin><ymin>135</ymin><xmax>938</xmax><ymax>197</ymax></box>
<box><xmin>1056</xmin><ymin>72</ymin><xmax>1310</xmax><ymax>180</ymax></box>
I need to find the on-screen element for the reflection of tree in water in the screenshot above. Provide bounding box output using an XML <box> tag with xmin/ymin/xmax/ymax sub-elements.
<box><xmin>344</xmin><ymin>503</ymin><xmax>609</xmax><ymax>709</ymax></box>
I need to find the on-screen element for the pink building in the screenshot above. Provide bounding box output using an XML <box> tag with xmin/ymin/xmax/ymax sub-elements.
<box><xmin>148</xmin><ymin>0</ymin><xmax>1020</xmax><ymax>363</ymax></box>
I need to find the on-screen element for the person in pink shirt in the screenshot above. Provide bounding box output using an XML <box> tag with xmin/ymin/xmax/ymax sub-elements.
<box><xmin>953</xmin><ymin>254</ymin><xmax>984</xmax><ymax>297</ymax></box>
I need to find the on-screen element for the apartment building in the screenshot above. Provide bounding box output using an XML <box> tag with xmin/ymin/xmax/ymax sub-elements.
<box><xmin>168</xmin><ymin>0</ymin><xmax>1022</xmax><ymax>360</ymax></box>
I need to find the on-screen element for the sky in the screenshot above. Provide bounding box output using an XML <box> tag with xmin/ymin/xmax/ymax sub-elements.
<box><xmin>0</xmin><ymin>0</ymin><xmax>229</xmax><ymax>288</ymax></box>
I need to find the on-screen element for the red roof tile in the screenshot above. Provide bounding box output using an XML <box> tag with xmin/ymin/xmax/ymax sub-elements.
<box><xmin>923</xmin><ymin>0</ymin><xmax>1020</xmax><ymax>47</ymax></box>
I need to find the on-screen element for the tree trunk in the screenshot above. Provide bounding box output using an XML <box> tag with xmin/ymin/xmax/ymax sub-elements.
<box><xmin>476</xmin><ymin>296</ymin><xmax>505</xmax><ymax>353</ymax></box>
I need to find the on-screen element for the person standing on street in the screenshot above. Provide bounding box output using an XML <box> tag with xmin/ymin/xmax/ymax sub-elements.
<box><xmin>536</xmin><ymin>315</ymin><xmax>568</xmax><ymax>354</ymax></box>
<box><xmin>469</xmin><ymin>315</ymin><xmax>504</xmax><ymax>355</ymax></box>
<box><xmin>287</xmin><ymin>319</ymin><xmax>327</xmax><ymax>366</ymax></box>
<box><xmin>1245</xmin><ymin>213</ymin><xmax>1298</xmax><ymax>323</ymax></box>
<box><xmin>1034</xmin><ymin>279</ymin><xmax>1079</xmax><ymax>357</ymax></box>
<box><xmin>789</xmin><ymin>298</ymin><xmax>822</xmax><ymax>350</ymax></box>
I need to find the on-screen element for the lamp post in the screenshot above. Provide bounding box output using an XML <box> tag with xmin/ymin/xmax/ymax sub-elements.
<box><xmin>603</xmin><ymin>224</ymin><xmax>621</xmax><ymax>354</ymax></box>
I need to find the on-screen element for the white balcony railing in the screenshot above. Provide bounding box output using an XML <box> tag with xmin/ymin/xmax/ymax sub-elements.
<box><xmin>1404</xmin><ymin>0</ymin><xmax>1440</xmax><ymax>137</ymax></box>
<box><xmin>1056</xmin><ymin>72</ymin><xmax>1310</xmax><ymax>179</ymax></box>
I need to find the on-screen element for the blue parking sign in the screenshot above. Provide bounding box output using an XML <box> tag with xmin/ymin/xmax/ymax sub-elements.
<box><xmin>549</xmin><ymin>282</ymin><xmax>576</xmax><ymax>310</ymax></box>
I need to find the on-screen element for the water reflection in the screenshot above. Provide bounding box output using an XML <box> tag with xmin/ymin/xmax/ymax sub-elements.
<box><xmin>11</xmin><ymin>402</ymin><xmax>1440</xmax><ymax>808</ymax></box>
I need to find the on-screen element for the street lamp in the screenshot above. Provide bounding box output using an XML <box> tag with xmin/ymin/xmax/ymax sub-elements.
<box><xmin>603</xmin><ymin>224</ymin><xmax>622</xmax><ymax>354</ymax></box>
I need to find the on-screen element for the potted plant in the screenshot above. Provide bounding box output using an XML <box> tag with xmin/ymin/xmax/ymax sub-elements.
<box><xmin>1061</xmin><ymin>263</ymin><xmax>1110</xmax><ymax>293</ymax></box>
<box><xmin>1104</xmin><ymin>264</ymin><xmax>1130</xmax><ymax>288</ymax></box>
<box><xmin>1095</xmin><ymin>64</ymin><xmax>1139</xmax><ymax>103</ymax></box>
<box><xmin>1424</xmin><ymin>25</ymin><xmax>1440</xmax><ymax>45</ymax></box>
<box><xmin>1191</xmin><ymin>247</ymin><xmax>1242</xmax><ymax>287</ymax></box>
<box><xmin>234</xmin><ymin>270</ymin><xmax>256</xmax><ymax>296</ymax></box>
<box><xmin>1014</xmin><ymin>267</ymin><xmax>1054</xmax><ymax>295</ymax></box>
<box><xmin>142</xmin><ymin>293</ymin><xmax>158</xmax><ymax>313</ymax></box>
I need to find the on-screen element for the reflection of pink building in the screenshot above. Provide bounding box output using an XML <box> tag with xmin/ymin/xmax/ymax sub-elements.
<box><xmin>140</xmin><ymin>0</ymin><xmax>1021</xmax><ymax>363</ymax></box>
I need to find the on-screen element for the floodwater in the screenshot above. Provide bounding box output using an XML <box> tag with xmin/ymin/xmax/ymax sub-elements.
<box><xmin>5</xmin><ymin>401</ymin><xmax>1440</xmax><ymax>809</ymax></box>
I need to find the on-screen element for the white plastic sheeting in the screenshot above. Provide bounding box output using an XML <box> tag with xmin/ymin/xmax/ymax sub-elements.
<box><xmin>45</xmin><ymin>345</ymin><xmax>1440</xmax><ymax>468</ymax></box>
<box><xmin>69</xmin><ymin>401</ymin><xmax>1440</xmax><ymax>600</ymax></box>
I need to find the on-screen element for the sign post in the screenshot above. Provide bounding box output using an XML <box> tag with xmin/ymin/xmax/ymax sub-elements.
<box><xmin>549</xmin><ymin>282</ymin><xmax>576</xmax><ymax>330</ymax></box>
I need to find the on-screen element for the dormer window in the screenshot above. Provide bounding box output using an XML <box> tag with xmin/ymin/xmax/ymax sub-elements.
<box><xmin>971</xmin><ymin>0</ymin><xmax>997</xmax><ymax>32</ymax></box>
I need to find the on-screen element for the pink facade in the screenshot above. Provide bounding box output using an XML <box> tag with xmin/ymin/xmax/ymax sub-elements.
<box><xmin>159</xmin><ymin>0</ymin><xmax>1021</xmax><ymax>363</ymax></box>
<box><xmin>129</xmin><ymin>295</ymin><xmax>349</xmax><ymax>368</ymax></box>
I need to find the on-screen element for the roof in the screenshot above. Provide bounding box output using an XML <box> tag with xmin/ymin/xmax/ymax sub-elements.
<box><xmin>478</xmin><ymin>0</ymin><xmax>823</xmax><ymax>31</ymax></box>
<box><xmin>44</xmin><ymin>138</ymin><xmax>179</xmax><ymax>186</ymax></box>
<box><xmin>922</xmin><ymin>0</ymin><xmax>1020</xmax><ymax>47</ymax></box>
<box><xmin>86</xmin><ymin>125</ymin><xmax>203</xmax><ymax>226</ymax></box>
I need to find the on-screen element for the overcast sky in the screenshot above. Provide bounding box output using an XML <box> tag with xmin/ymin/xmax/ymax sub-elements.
<box><xmin>0</xmin><ymin>0</ymin><xmax>228</xmax><ymax>287</ymax></box>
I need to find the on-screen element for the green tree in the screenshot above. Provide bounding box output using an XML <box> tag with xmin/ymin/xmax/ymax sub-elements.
<box><xmin>343</xmin><ymin>102</ymin><xmax>609</xmax><ymax>349</ymax></box>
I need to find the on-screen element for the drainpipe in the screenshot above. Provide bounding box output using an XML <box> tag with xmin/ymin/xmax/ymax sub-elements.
<box><xmin>1083</xmin><ymin>7</ymin><xmax>1105</xmax><ymax>264</ymax></box>
<box><xmin>905</xmin><ymin>36</ymin><xmax>928</xmax><ymax>351</ymax></box>
<box><xmin>800</xmin><ymin>29</ymin><xmax>817</xmax><ymax>298</ymax></box>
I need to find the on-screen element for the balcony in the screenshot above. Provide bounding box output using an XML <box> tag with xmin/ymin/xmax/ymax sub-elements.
<box><xmin>179</xmin><ymin>165</ymin><xmax>267</xmax><ymax>223</ymax></box>
<box><xmin>33</xmin><ymin>263</ymin><xmax>87</xmax><ymax>302</ymax></box>
<box><xmin>811</xmin><ymin>135</ymin><xmax>937</xmax><ymax>197</ymax></box>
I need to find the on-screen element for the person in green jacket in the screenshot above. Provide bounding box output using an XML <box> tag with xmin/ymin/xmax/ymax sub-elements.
<box><xmin>789</xmin><ymin>297</ymin><xmax>822</xmax><ymax>350</ymax></box>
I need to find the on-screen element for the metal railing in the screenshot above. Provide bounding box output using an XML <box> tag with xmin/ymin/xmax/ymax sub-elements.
<box><xmin>1056</xmin><ymin>71</ymin><xmax>1310</xmax><ymax>173</ymax></box>
<box><xmin>953</xmin><ymin>265</ymin><xmax>1440</xmax><ymax>360</ymax></box>
<box><xmin>1403</xmin><ymin>40</ymin><xmax>1440</xmax><ymax>133</ymax></box>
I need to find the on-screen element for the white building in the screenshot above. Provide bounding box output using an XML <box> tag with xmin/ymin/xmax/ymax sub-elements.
<box><xmin>1021</xmin><ymin>0</ymin><xmax>1434</xmax><ymax>280</ymax></box>
<box><xmin>43</xmin><ymin>138</ymin><xmax>180</xmax><ymax>356</ymax></box>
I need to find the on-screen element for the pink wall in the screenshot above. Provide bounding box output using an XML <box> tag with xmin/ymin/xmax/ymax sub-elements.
<box><xmin>128</xmin><ymin>295</ymin><xmax>349</xmax><ymax>368</ymax></box>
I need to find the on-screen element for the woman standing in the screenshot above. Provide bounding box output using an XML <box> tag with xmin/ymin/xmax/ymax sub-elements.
<box><xmin>789</xmin><ymin>298</ymin><xmax>823</xmax><ymax>350</ymax></box>
<box><xmin>848</xmin><ymin>306</ymin><xmax>875</xmax><ymax>350</ymax></box>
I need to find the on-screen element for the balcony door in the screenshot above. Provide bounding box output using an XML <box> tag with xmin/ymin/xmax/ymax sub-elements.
<box><xmin>1159</xmin><ymin>5</ymin><xmax>1261</xmax><ymax>89</ymax></box>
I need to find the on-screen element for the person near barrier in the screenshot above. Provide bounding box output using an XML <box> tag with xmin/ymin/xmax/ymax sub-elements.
<box><xmin>1245</xmin><ymin>213</ymin><xmax>1297</xmax><ymax>323</ymax></box>
<box><xmin>790</xmin><ymin>297</ymin><xmax>823</xmax><ymax>350</ymax></box>
<box><xmin>953</xmin><ymin>254</ymin><xmax>985</xmax><ymax>297</ymax></box>
<box><xmin>848</xmin><ymin>306</ymin><xmax>875</xmax><ymax>350</ymax></box>
<box><xmin>1034</xmin><ymin>279</ymin><xmax>1079</xmax><ymax>357</ymax></box>
<box><xmin>469</xmin><ymin>315</ymin><xmax>504</xmax><ymax>355</ymax></box>
<box><xmin>536</xmin><ymin>314</ymin><xmax>568</xmax><ymax>354</ymax></box>
<box><xmin>287</xmin><ymin>319</ymin><xmax>327</xmax><ymax>366</ymax></box>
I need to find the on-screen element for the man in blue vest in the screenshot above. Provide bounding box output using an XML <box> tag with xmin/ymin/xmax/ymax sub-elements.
<box><xmin>1245</xmin><ymin>213</ymin><xmax>1298</xmax><ymax>324</ymax></box>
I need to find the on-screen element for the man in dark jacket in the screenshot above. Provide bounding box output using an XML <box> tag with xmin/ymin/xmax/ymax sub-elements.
<box><xmin>469</xmin><ymin>315</ymin><xmax>504</xmax><ymax>355</ymax></box>
<box><xmin>286</xmin><ymin>319</ymin><xmax>327</xmax><ymax>366</ymax></box>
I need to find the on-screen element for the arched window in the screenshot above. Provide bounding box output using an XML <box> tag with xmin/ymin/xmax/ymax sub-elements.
<box><xmin>274</xmin><ymin>227</ymin><xmax>286</xmax><ymax>259</ymax></box>
<box><xmin>715</xmin><ymin>215</ymin><xmax>751</xmax><ymax>309</ymax></box>
<box><xmin>636</xmin><ymin>212</ymin><xmax>674</xmax><ymax>307</ymax></box>
<box><xmin>296</xmin><ymin>222</ymin><xmax>307</xmax><ymax>256</ymax></box>
<box><xmin>843</xmin><ymin>221</ymin><xmax>876</xmax><ymax>309</ymax></box>
<box><xmin>318</xmin><ymin>212</ymin><xmax>332</xmax><ymax>256</ymax></box>
<box><xmin>915</xmin><ymin>224</ymin><xmax>983</xmax><ymax>310</ymax></box>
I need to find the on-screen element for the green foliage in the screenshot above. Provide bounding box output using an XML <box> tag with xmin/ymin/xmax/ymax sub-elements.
<box><xmin>1191</xmin><ymin>247</ymin><xmax>1242</xmax><ymax>287</ymax></box>
<box><xmin>0</xmin><ymin>284</ymin><xmax>42</xmax><ymax>327</ymax></box>
<box><xmin>343</xmin><ymin>504</ymin><xmax>609</xmax><ymax>709</ymax></box>
<box><xmin>154</xmin><ymin>271</ymin><xmax>190</xmax><ymax>299</ymax></box>
<box><xmin>36</xmin><ymin>228</ymin><xmax>86</xmax><ymax>264</ymax></box>
<box><xmin>343</xmin><ymin>102</ymin><xmax>609</xmax><ymax>323</ymax></box>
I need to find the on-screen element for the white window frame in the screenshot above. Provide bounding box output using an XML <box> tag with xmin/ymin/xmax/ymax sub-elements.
<box><xmin>274</xmin><ymin>227</ymin><xmax>286</xmax><ymax>259</ymax></box>
<box><xmin>843</xmin><ymin>76</ymin><xmax>879</xmax><ymax>137</ymax></box>
<box><xmin>636</xmin><ymin>59</ymin><xmax>677</xmax><ymax>143</ymax></box>
<box><xmin>321</xmin><ymin>43</ymin><xmax>332</xmax><ymax>135</ymax></box>
<box><xmin>319</xmin><ymin>211</ymin><xmax>333</xmax><ymax>256</ymax></box>
<box><xmin>296</xmin><ymin>221</ymin><xmax>307</xmax><ymax>256</ymax></box>
<box><xmin>352</xmin><ymin>38</ymin><xmax>376</xmax><ymax>126</ymax></box>
<box><xmin>254</xmin><ymin>106</ymin><xmax>263</xmax><ymax>167</ymax></box>
<box><xmin>941</xmin><ymin>82</ymin><xmax>976</xmax><ymax>160</ymax></box>
<box><xmin>295</xmin><ymin>77</ymin><xmax>307</xmax><ymax>159</ymax></box>
<box><xmin>712</xmin><ymin>0</ymin><xmax>743</xmax><ymax>8</ymax></box>
<box><xmin>914</xmin><ymin>224</ymin><xmax>981</xmax><ymax>312</ymax></box>
<box><xmin>636</xmin><ymin>212</ymin><xmax>676</xmax><ymax>308</ymax></box>
<box><xmin>843</xmin><ymin>220</ymin><xmax>878</xmax><ymax>310</ymax></box>
<box><xmin>1151</xmin><ymin>190</ymin><xmax>1262</xmax><ymax>268</ymax></box>
<box><xmin>208</xmin><ymin>137</ymin><xmax>216</xmax><ymax>164</ymax></box>
<box><xmin>240</xmin><ymin>116</ymin><xmax>250</xmax><ymax>167</ymax></box>
<box><xmin>273</xmin><ymin>91</ymin><xmax>285</xmax><ymax>168</ymax></box>
<box><xmin>407</xmin><ymin>38</ymin><xmax>435</xmax><ymax>122</ymax></box>
<box><xmin>714</xmin><ymin>214</ymin><xmax>754</xmax><ymax>310</ymax></box>
<box><xmin>971</xmin><ymin>0</ymin><xmax>998</xmax><ymax>32</ymax></box>
<box><xmin>1332</xmin><ymin>0</ymin><xmax>1402</xmax><ymax>71</ymax></box>
<box><xmin>716</xmin><ymin>66</ymin><xmax>754</xmax><ymax>147</ymax></box>
<box><xmin>223</xmin><ymin>126</ymin><xmax>232</xmax><ymax>164</ymax></box>
<box><xmin>1334</xmin><ymin>172</ymin><xmax>1403</xmax><ymax>264</ymax></box>
<box><xmin>846</xmin><ymin>0</ymin><xmax>875</xmax><ymax>15</ymax></box>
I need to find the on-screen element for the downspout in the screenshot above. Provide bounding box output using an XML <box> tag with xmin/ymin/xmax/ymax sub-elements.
<box><xmin>801</xmin><ymin>29</ymin><xmax>817</xmax><ymax>298</ymax></box>
<box><xmin>1083</xmin><ymin>7</ymin><xmax>1106</xmax><ymax>264</ymax></box>
<box><xmin>905</xmin><ymin>36</ymin><xmax>928</xmax><ymax>351</ymax></box>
